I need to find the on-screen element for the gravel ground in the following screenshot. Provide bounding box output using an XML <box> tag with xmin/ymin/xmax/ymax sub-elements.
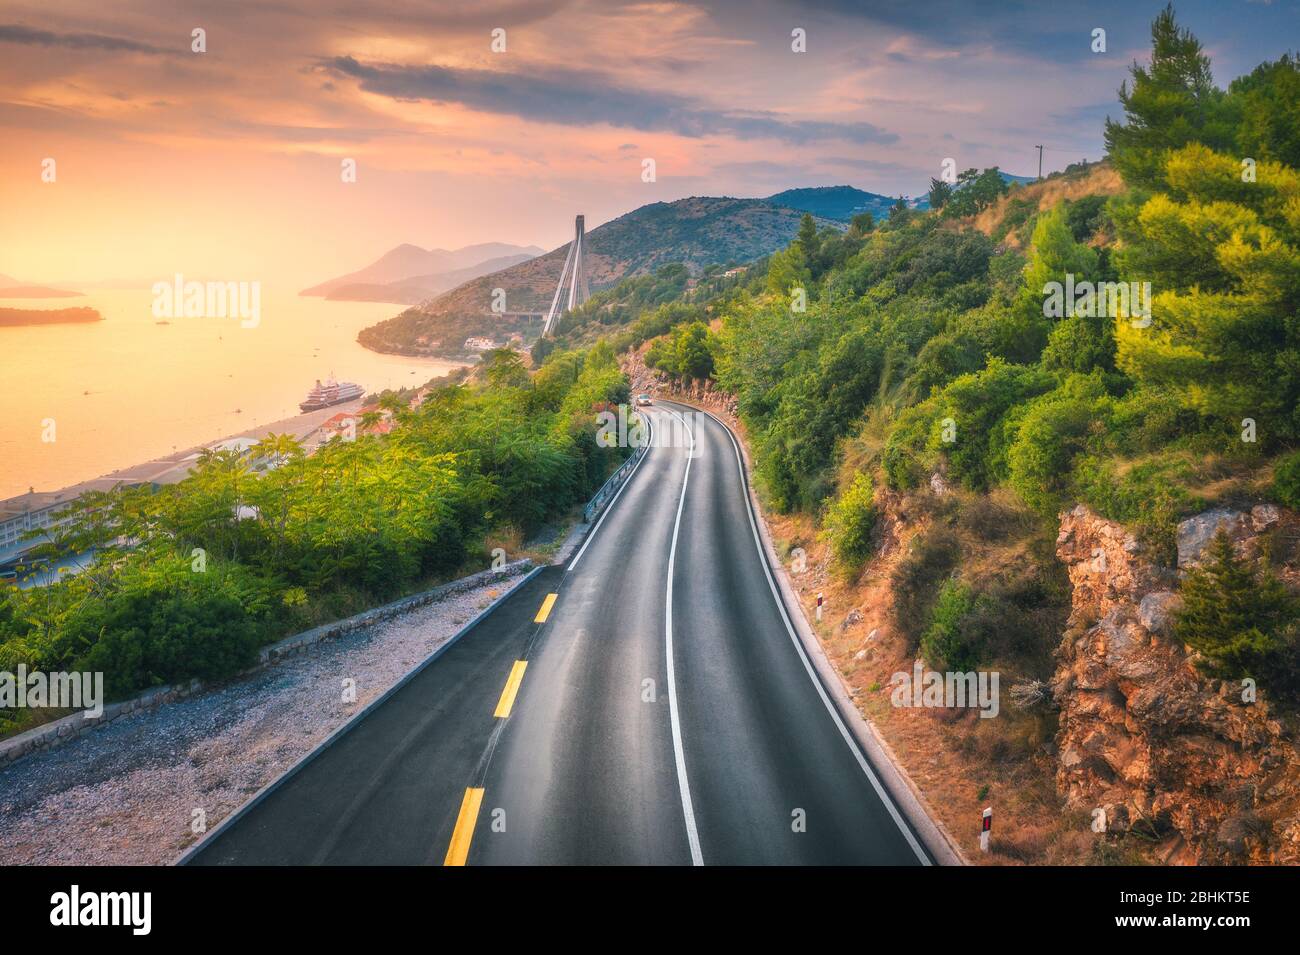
<box><xmin>0</xmin><ymin>579</ymin><xmax>514</xmax><ymax>865</ymax></box>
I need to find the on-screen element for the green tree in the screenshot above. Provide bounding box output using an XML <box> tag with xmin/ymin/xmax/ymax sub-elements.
<box><xmin>1022</xmin><ymin>206</ymin><xmax>1101</xmax><ymax>303</ymax></box>
<box><xmin>1174</xmin><ymin>529</ymin><xmax>1298</xmax><ymax>690</ymax></box>
<box><xmin>796</xmin><ymin>213</ymin><xmax>818</xmax><ymax>258</ymax></box>
<box><xmin>765</xmin><ymin>243</ymin><xmax>812</xmax><ymax>297</ymax></box>
<box><xmin>481</xmin><ymin>348</ymin><xmax>531</xmax><ymax>389</ymax></box>
<box><xmin>1232</xmin><ymin>54</ymin><xmax>1300</xmax><ymax>168</ymax></box>
<box><xmin>941</xmin><ymin>168</ymin><xmax>1008</xmax><ymax>219</ymax></box>
<box><xmin>1104</xmin><ymin>4</ymin><xmax>1233</xmax><ymax>189</ymax></box>
<box><xmin>927</xmin><ymin>177</ymin><xmax>953</xmax><ymax>210</ymax></box>
<box><xmin>675</xmin><ymin>324</ymin><xmax>713</xmax><ymax>381</ymax></box>
<box><xmin>1112</xmin><ymin>144</ymin><xmax>1300</xmax><ymax>440</ymax></box>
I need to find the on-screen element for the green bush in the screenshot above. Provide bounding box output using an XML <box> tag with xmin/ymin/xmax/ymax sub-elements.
<box><xmin>1273</xmin><ymin>451</ymin><xmax>1300</xmax><ymax>509</ymax></box>
<box><xmin>1103</xmin><ymin>387</ymin><xmax>1206</xmax><ymax>456</ymax></box>
<box><xmin>1064</xmin><ymin>194</ymin><xmax>1110</xmax><ymax>242</ymax></box>
<box><xmin>0</xmin><ymin>341</ymin><xmax>631</xmax><ymax>715</ymax></box>
<box><xmin>1041</xmin><ymin>313</ymin><xmax>1116</xmax><ymax>374</ymax></box>
<box><xmin>881</xmin><ymin>399</ymin><xmax>939</xmax><ymax>490</ymax></box>
<box><xmin>822</xmin><ymin>473</ymin><xmax>876</xmax><ymax>571</ymax></box>
<box><xmin>72</xmin><ymin>586</ymin><xmax>265</xmax><ymax>699</ymax></box>
<box><xmin>1006</xmin><ymin>374</ymin><xmax>1112</xmax><ymax>514</ymax></box>
<box><xmin>916</xmin><ymin>360</ymin><xmax>1056</xmax><ymax>492</ymax></box>
<box><xmin>891</xmin><ymin>528</ymin><xmax>961</xmax><ymax>646</ymax></box>
<box><xmin>1073</xmin><ymin>453</ymin><xmax>1197</xmax><ymax>564</ymax></box>
<box><xmin>644</xmin><ymin>321</ymin><xmax>718</xmax><ymax>382</ymax></box>
<box><xmin>755</xmin><ymin>322</ymin><xmax>887</xmax><ymax>510</ymax></box>
<box><xmin>920</xmin><ymin>579</ymin><xmax>981</xmax><ymax>671</ymax></box>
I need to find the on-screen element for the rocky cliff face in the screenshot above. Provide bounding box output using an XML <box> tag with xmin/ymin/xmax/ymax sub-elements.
<box><xmin>624</xmin><ymin>349</ymin><xmax>738</xmax><ymax>417</ymax></box>
<box><xmin>1052</xmin><ymin>504</ymin><xmax>1300</xmax><ymax>864</ymax></box>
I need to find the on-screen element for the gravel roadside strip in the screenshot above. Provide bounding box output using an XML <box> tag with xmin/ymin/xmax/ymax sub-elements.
<box><xmin>0</xmin><ymin>578</ymin><xmax>514</xmax><ymax>866</ymax></box>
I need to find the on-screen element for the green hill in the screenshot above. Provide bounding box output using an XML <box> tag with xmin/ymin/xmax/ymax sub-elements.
<box><xmin>765</xmin><ymin>185</ymin><xmax>902</xmax><ymax>222</ymax></box>
<box><xmin>357</xmin><ymin>196</ymin><xmax>837</xmax><ymax>358</ymax></box>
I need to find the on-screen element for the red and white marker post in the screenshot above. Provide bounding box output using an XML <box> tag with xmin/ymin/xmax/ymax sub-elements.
<box><xmin>816</xmin><ymin>592</ymin><xmax>823</xmax><ymax>621</ymax></box>
<box><xmin>980</xmin><ymin>807</ymin><xmax>992</xmax><ymax>852</ymax></box>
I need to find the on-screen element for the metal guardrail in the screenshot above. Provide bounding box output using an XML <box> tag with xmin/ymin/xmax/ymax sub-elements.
<box><xmin>583</xmin><ymin>411</ymin><xmax>649</xmax><ymax>523</ymax></box>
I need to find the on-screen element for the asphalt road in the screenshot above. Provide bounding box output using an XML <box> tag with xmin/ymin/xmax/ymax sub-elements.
<box><xmin>188</xmin><ymin>402</ymin><xmax>929</xmax><ymax>866</ymax></box>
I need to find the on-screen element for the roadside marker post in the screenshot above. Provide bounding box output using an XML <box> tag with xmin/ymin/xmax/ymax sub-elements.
<box><xmin>980</xmin><ymin>807</ymin><xmax>992</xmax><ymax>852</ymax></box>
<box><xmin>815</xmin><ymin>592</ymin><xmax>823</xmax><ymax>622</ymax></box>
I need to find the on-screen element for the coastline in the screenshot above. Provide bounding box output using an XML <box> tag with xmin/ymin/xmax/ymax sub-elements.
<box><xmin>2</xmin><ymin>289</ymin><xmax>464</xmax><ymax>502</ymax></box>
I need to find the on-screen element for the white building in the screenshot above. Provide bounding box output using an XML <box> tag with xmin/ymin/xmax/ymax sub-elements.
<box><xmin>0</xmin><ymin>479</ymin><xmax>126</xmax><ymax>566</ymax></box>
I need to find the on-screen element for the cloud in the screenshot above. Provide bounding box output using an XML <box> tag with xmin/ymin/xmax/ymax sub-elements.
<box><xmin>324</xmin><ymin>55</ymin><xmax>896</xmax><ymax>145</ymax></box>
<box><xmin>822</xmin><ymin>156</ymin><xmax>914</xmax><ymax>174</ymax></box>
<box><xmin>0</xmin><ymin>23</ymin><xmax>171</xmax><ymax>54</ymax></box>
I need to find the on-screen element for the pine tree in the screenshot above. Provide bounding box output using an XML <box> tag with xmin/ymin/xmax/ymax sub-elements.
<box><xmin>796</xmin><ymin>212</ymin><xmax>818</xmax><ymax>256</ymax></box>
<box><xmin>1104</xmin><ymin>4</ymin><xmax>1232</xmax><ymax>189</ymax></box>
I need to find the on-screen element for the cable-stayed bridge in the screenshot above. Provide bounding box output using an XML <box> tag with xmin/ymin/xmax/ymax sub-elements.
<box><xmin>541</xmin><ymin>215</ymin><xmax>589</xmax><ymax>337</ymax></box>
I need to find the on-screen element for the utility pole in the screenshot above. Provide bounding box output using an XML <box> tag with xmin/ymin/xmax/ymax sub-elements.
<box><xmin>1035</xmin><ymin>145</ymin><xmax>1044</xmax><ymax>181</ymax></box>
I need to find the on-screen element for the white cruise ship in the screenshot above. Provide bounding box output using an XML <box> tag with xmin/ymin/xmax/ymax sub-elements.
<box><xmin>299</xmin><ymin>378</ymin><xmax>364</xmax><ymax>412</ymax></box>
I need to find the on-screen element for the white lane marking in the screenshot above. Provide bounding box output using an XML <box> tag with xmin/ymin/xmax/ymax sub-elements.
<box><xmin>685</xmin><ymin>402</ymin><xmax>931</xmax><ymax>866</ymax></box>
<box><xmin>662</xmin><ymin>407</ymin><xmax>704</xmax><ymax>866</ymax></box>
<box><xmin>567</xmin><ymin>413</ymin><xmax>655</xmax><ymax>572</ymax></box>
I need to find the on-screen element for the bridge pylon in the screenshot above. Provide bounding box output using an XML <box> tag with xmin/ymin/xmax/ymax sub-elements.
<box><xmin>542</xmin><ymin>215</ymin><xmax>589</xmax><ymax>337</ymax></box>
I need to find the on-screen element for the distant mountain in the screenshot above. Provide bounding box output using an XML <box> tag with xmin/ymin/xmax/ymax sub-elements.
<box><xmin>358</xmin><ymin>196</ymin><xmax>839</xmax><ymax>357</ymax></box>
<box><xmin>765</xmin><ymin>185</ymin><xmax>904</xmax><ymax>222</ymax></box>
<box><xmin>301</xmin><ymin>242</ymin><xmax>544</xmax><ymax>300</ymax></box>
<box><xmin>0</xmin><ymin>274</ymin><xmax>83</xmax><ymax>298</ymax></box>
<box><xmin>322</xmin><ymin>253</ymin><xmax>539</xmax><ymax>305</ymax></box>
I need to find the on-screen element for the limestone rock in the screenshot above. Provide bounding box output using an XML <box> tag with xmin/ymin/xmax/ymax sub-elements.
<box><xmin>1137</xmin><ymin>591</ymin><xmax>1181</xmax><ymax>635</ymax></box>
<box><xmin>1176</xmin><ymin>508</ymin><xmax>1250</xmax><ymax>569</ymax></box>
<box><xmin>1052</xmin><ymin>503</ymin><xmax>1300</xmax><ymax>864</ymax></box>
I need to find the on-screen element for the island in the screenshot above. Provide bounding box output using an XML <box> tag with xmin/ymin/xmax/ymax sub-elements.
<box><xmin>0</xmin><ymin>306</ymin><xmax>103</xmax><ymax>327</ymax></box>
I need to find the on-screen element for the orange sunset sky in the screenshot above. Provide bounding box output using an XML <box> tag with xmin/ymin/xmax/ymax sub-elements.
<box><xmin>2</xmin><ymin>0</ymin><xmax>1296</xmax><ymax>291</ymax></box>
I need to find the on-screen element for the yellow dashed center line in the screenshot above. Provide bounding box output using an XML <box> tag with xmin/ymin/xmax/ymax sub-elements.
<box><xmin>534</xmin><ymin>592</ymin><xmax>558</xmax><ymax>623</ymax></box>
<box><xmin>443</xmin><ymin>787</ymin><xmax>485</xmax><ymax>866</ymax></box>
<box><xmin>444</xmin><ymin>589</ymin><xmax>557</xmax><ymax>866</ymax></box>
<box><xmin>493</xmin><ymin>660</ymin><xmax>528</xmax><ymax>719</ymax></box>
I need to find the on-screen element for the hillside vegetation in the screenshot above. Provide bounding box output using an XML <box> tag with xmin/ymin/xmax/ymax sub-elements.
<box><xmin>357</xmin><ymin>196</ymin><xmax>836</xmax><ymax>358</ymax></box>
<box><xmin>619</xmin><ymin>8</ymin><xmax>1300</xmax><ymax>699</ymax></box>
<box><xmin>0</xmin><ymin>345</ymin><xmax>629</xmax><ymax>733</ymax></box>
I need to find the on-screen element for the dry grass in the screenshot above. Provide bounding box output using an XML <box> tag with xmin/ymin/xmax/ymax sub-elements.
<box><xmin>969</xmin><ymin>163</ymin><xmax>1124</xmax><ymax>246</ymax></box>
<box><xmin>766</xmin><ymin>488</ymin><xmax>1108</xmax><ymax>865</ymax></box>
